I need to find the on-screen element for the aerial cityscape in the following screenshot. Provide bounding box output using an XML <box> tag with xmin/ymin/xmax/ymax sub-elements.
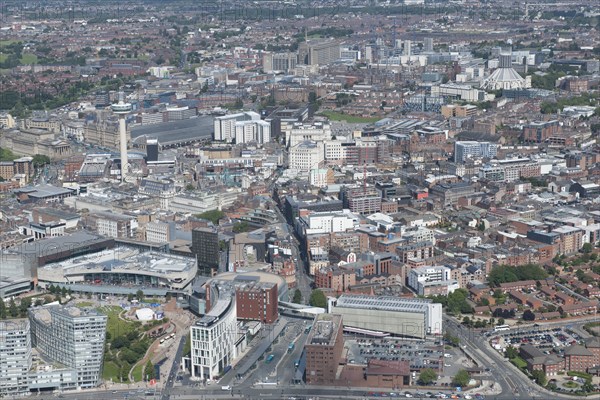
<box><xmin>0</xmin><ymin>1</ymin><xmax>599</xmax><ymax>399</ymax></box>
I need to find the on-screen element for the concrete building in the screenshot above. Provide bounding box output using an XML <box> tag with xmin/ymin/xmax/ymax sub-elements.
<box><xmin>234</xmin><ymin>119</ymin><xmax>271</xmax><ymax>145</ymax></box>
<box><xmin>408</xmin><ymin>266</ymin><xmax>459</xmax><ymax>296</ymax></box>
<box><xmin>28</xmin><ymin>305</ymin><xmax>107</xmax><ymax>389</ymax></box>
<box><xmin>263</xmin><ymin>52</ymin><xmax>297</xmax><ymax>73</ymax></box>
<box><xmin>329</xmin><ymin>294</ymin><xmax>442</xmax><ymax>338</ymax></box>
<box><xmin>0</xmin><ymin>320</ymin><xmax>32</xmax><ymax>397</ymax></box>
<box><xmin>190</xmin><ymin>283</ymin><xmax>238</xmax><ymax>380</ymax></box>
<box><xmin>298</xmin><ymin>39</ymin><xmax>340</xmax><ymax>66</ymax></box>
<box><xmin>454</xmin><ymin>141</ymin><xmax>498</xmax><ymax>163</ymax></box>
<box><xmin>289</xmin><ymin>141</ymin><xmax>324</xmax><ymax>172</ymax></box>
<box><xmin>305</xmin><ymin>314</ymin><xmax>344</xmax><ymax>385</ymax></box>
<box><xmin>297</xmin><ymin>210</ymin><xmax>359</xmax><ymax>236</ymax></box>
<box><xmin>214</xmin><ymin>112</ymin><xmax>261</xmax><ymax>142</ymax></box>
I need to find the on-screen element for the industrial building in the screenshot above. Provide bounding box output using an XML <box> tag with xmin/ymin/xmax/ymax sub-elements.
<box><xmin>329</xmin><ymin>294</ymin><xmax>442</xmax><ymax>338</ymax></box>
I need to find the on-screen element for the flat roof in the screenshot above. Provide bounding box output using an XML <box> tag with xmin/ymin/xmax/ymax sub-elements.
<box><xmin>335</xmin><ymin>294</ymin><xmax>433</xmax><ymax>313</ymax></box>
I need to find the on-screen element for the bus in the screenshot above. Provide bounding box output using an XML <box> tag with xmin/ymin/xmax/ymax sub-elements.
<box><xmin>265</xmin><ymin>354</ymin><xmax>275</xmax><ymax>363</ymax></box>
<box><xmin>160</xmin><ymin>338</ymin><xmax>165</xmax><ymax>344</ymax></box>
<box><xmin>288</xmin><ymin>343</ymin><xmax>295</xmax><ymax>352</ymax></box>
<box><xmin>304</xmin><ymin>325</ymin><xmax>312</xmax><ymax>334</ymax></box>
<box><xmin>493</xmin><ymin>325</ymin><xmax>510</xmax><ymax>332</ymax></box>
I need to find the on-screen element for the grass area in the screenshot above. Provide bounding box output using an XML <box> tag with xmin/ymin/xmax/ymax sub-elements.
<box><xmin>319</xmin><ymin>111</ymin><xmax>381</xmax><ymax>123</ymax></box>
<box><xmin>20</xmin><ymin>53</ymin><xmax>37</xmax><ymax>64</ymax></box>
<box><xmin>0</xmin><ymin>54</ymin><xmax>7</xmax><ymax>63</ymax></box>
<box><xmin>564</xmin><ymin>381</ymin><xmax>579</xmax><ymax>388</ymax></box>
<box><xmin>75</xmin><ymin>301</ymin><xmax>94</xmax><ymax>308</ymax></box>
<box><xmin>102</xmin><ymin>361</ymin><xmax>120</xmax><ymax>382</ymax></box>
<box><xmin>132</xmin><ymin>363</ymin><xmax>144</xmax><ymax>382</ymax></box>
<box><xmin>98</xmin><ymin>305</ymin><xmax>136</xmax><ymax>338</ymax></box>
<box><xmin>510</xmin><ymin>356</ymin><xmax>528</xmax><ymax>370</ymax></box>
<box><xmin>0</xmin><ymin>40</ymin><xmax>20</xmax><ymax>46</ymax></box>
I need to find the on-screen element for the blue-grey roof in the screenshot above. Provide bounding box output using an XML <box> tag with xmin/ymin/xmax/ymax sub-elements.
<box><xmin>131</xmin><ymin>116</ymin><xmax>214</xmax><ymax>145</ymax></box>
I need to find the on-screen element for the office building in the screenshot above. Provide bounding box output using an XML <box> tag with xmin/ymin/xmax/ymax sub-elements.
<box><xmin>408</xmin><ymin>266</ymin><xmax>459</xmax><ymax>296</ymax></box>
<box><xmin>146</xmin><ymin>138</ymin><xmax>159</xmax><ymax>162</ymax></box>
<box><xmin>190</xmin><ymin>283</ymin><xmax>238</xmax><ymax>380</ymax></box>
<box><xmin>329</xmin><ymin>294</ymin><xmax>442</xmax><ymax>338</ymax></box>
<box><xmin>0</xmin><ymin>320</ymin><xmax>32</xmax><ymax>397</ymax></box>
<box><xmin>236</xmin><ymin>280</ymin><xmax>278</xmax><ymax>324</ymax></box>
<box><xmin>454</xmin><ymin>141</ymin><xmax>498</xmax><ymax>163</ymax></box>
<box><xmin>192</xmin><ymin>227</ymin><xmax>220</xmax><ymax>276</ymax></box>
<box><xmin>522</xmin><ymin>120</ymin><xmax>560</xmax><ymax>143</ymax></box>
<box><xmin>305</xmin><ymin>314</ymin><xmax>344</xmax><ymax>385</ymax></box>
<box><xmin>28</xmin><ymin>305</ymin><xmax>107</xmax><ymax>389</ymax></box>
<box><xmin>289</xmin><ymin>141</ymin><xmax>324</xmax><ymax>172</ymax></box>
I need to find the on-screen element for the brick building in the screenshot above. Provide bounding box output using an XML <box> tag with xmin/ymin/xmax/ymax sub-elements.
<box><xmin>305</xmin><ymin>314</ymin><xmax>344</xmax><ymax>385</ymax></box>
<box><xmin>235</xmin><ymin>281</ymin><xmax>278</xmax><ymax>324</ymax></box>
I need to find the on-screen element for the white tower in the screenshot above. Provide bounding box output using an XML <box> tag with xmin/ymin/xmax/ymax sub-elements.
<box><xmin>111</xmin><ymin>92</ymin><xmax>132</xmax><ymax>182</ymax></box>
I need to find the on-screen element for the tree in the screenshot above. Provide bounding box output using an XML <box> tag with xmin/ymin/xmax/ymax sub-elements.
<box><xmin>136</xmin><ymin>290</ymin><xmax>144</xmax><ymax>302</ymax></box>
<box><xmin>418</xmin><ymin>368</ymin><xmax>437</xmax><ymax>385</ymax></box>
<box><xmin>292</xmin><ymin>289</ymin><xmax>302</xmax><ymax>304</ymax></box>
<box><xmin>119</xmin><ymin>361</ymin><xmax>130</xmax><ymax>382</ymax></box>
<box><xmin>8</xmin><ymin>299</ymin><xmax>18</xmax><ymax>318</ymax></box>
<box><xmin>523</xmin><ymin>309</ymin><xmax>536</xmax><ymax>321</ymax></box>
<box><xmin>444</xmin><ymin>332</ymin><xmax>460</xmax><ymax>347</ymax></box>
<box><xmin>233</xmin><ymin>98</ymin><xmax>243</xmax><ymax>109</ymax></box>
<box><xmin>505</xmin><ymin>345</ymin><xmax>519</xmax><ymax>359</ymax></box>
<box><xmin>0</xmin><ymin>298</ymin><xmax>6</xmax><ymax>319</ymax></box>
<box><xmin>308</xmin><ymin>289</ymin><xmax>327</xmax><ymax>308</ymax></box>
<box><xmin>531</xmin><ymin>369</ymin><xmax>547</xmax><ymax>386</ymax></box>
<box><xmin>127</xmin><ymin>293</ymin><xmax>134</xmax><ymax>302</ymax></box>
<box><xmin>498</xmin><ymin>317</ymin><xmax>505</xmax><ymax>325</ymax></box>
<box><xmin>452</xmin><ymin>369</ymin><xmax>470</xmax><ymax>388</ymax></box>
<box><xmin>582</xmin><ymin>243</ymin><xmax>593</xmax><ymax>254</ymax></box>
<box><xmin>145</xmin><ymin>360</ymin><xmax>155</xmax><ymax>381</ymax></box>
<box><xmin>19</xmin><ymin>297</ymin><xmax>32</xmax><ymax>317</ymax></box>
<box><xmin>32</xmin><ymin>154</ymin><xmax>50</xmax><ymax>168</ymax></box>
<box><xmin>462</xmin><ymin>316</ymin><xmax>471</xmax><ymax>326</ymax></box>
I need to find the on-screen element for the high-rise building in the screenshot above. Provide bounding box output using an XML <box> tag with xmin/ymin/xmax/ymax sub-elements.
<box><xmin>234</xmin><ymin>119</ymin><xmax>271</xmax><ymax>145</ymax></box>
<box><xmin>305</xmin><ymin>314</ymin><xmax>344</xmax><ymax>385</ymax></box>
<box><xmin>289</xmin><ymin>141</ymin><xmax>324</xmax><ymax>172</ymax></box>
<box><xmin>192</xmin><ymin>227</ymin><xmax>220</xmax><ymax>276</ymax></box>
<box><xmin>214</xmin><ymin>112</ymin><xmax>261</xmax><ymax>142</ymax></box>
<box><xmin>298</xmin><ymin>39</ymin><xmax>340</xmax><ymax>66</ymax></box>
<box><xmin>146</xmin><ymin>138</ymin><xmax>159</xmax><ymax>162</ymax></box>
<box><xmin>424</xmin><ymin>37</ymin><xmax>434</xmax><ymax>53</ymax></box>
<box><xmin>28</xmin><ymin>306</ymin><xmax>107</xmax><ymax>389</ymax></box>
<box><xmin>0</xmin><ymin>320</ymin><xmax>32</xmax><ymax>397</ymax></box>
<box><xmin>235</xmin><ymin>281</ymin><xmax>278</xmax><ymax>324</ymax></box>
<box><xmin>190</xmin><ymin>283</ymin><xmax>238</xmax><ymax>380</ymax></box>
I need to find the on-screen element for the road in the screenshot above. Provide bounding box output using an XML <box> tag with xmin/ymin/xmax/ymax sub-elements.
<box><xmin>444</xmin><ymin>315</ymin><xmax>598</xmax><ymax>399</ymax></box>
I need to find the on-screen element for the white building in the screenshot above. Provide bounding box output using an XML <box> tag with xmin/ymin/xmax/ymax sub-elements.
<box><xmin>214</xmin><ymin>112</ymin><xmax>261</xmax><ymax>142</ymax></box>
<box><xmin>408</xmin><ymin>266</ymin><xmax>459</xmax><ymax>296</ymax></box>
<box><xmin>309</xmin><ymin>168</ymin><xmax>332</xmax><ymax>187</ymax></box>
<box><xmin>234</xmin><ymin>119</ymin><xmax>271</xmax><ymax>145</ymax></box>
<box><xmin>454</xmin><ymin>141</ymin><xmax>498</xmax><ymax>163</ymax></box>
<box><xmin>190</xmin><ymin>286</ymin><xmax>238</xmax><ymax>380</ymax></box>
<box><xmin>286</xmin><ymin>123</ymin><xmax>331</xmax><ymax>148</ymax></box>
<box><xmin>324</xmin><ymin>139</ymin><xmax>346</xmax><ymax>163</ymax></box>
<box><xmin>289</xmin><ymin>141</ymin><xmax>324</xmax><ymax>172</ymax></box>
<box><xmin>297</xmin><ymin>210</ymin><xmax>359</xmax><ymax>235</ymax></box>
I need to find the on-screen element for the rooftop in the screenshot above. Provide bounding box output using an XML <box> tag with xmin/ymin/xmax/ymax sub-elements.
<box><xmin>335</xmin><ymin>294</ymin><xmax>434</xmax><ymax>313</ymax></box>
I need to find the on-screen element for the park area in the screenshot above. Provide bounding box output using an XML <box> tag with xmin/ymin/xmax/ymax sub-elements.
<box><xmin>95</xmin><ymin>305</ymin><xmax>166</xmax><ymax>384</ymax></box>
